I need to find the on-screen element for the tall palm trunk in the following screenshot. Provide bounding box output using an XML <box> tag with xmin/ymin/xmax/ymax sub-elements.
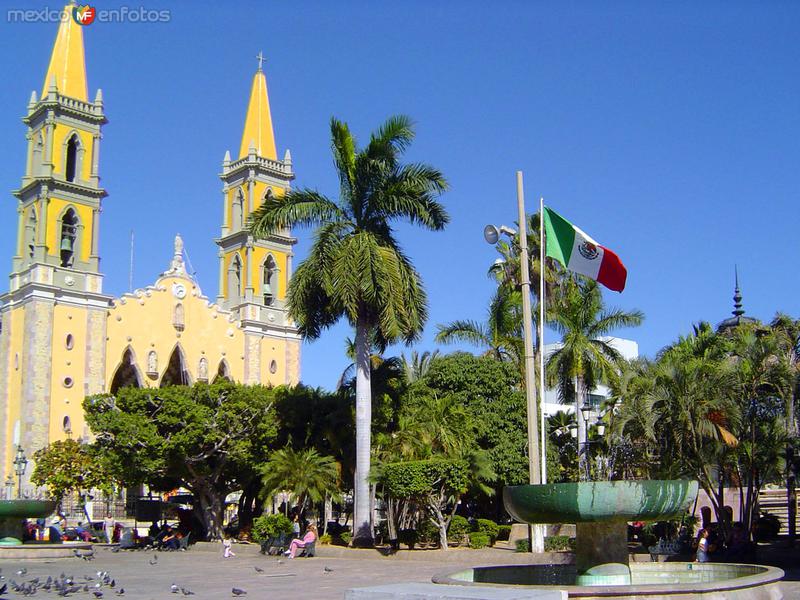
<box><xmin>353</xmin><ymin>320</ymin><xmax>373</xmax><ymax>544</ymax></box>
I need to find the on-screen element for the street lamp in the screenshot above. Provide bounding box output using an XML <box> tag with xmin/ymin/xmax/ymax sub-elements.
<box><xmin>4</xmin><ymin>475</ymin><xmax>14</xmax><ymax>499</ymax></box>
<box><xmin>13</xmin><ymin>445</ymin><xmax>27</xmax><ymax>499</ymax></box>
<box><xmin>484</xmin><ymin>171</ymin><xmax>543</xmax><ymax>553</ymax></box>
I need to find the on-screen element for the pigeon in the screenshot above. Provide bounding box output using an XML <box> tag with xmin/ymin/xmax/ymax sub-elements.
<box><xmin>323</xmin><ymin>566</ymin><xmax>334</xmax><ymax>574</ymax></box>
<box><xmin>253</xmin><ymin>566</ymin><xmax>264</xmax><ymax>574</ymax></box>
<box><xmin>16</xmin><ymin>569</ymin><xmax>26</xmax><ymax>576</ymax></box>
<box><xmin>148</xmin><ymin>555</ymin><xmax>158</xmax><ymax>566</ymax></box>
<box><xmin>171</xmin><ymin>584</ymin><xmax>179</xmax><ymax>594</ymax></box>
<box><xmin>115</xmin><ymin>590</ymin><xmax>124</xmax><ymax>596</ymax></box>
<box><xmin>231</xmin><ymin>589</ymin><xmax>247</xmax><ymax>597</ymax></box>
<box><xmin>92</xmin><ymin>591</ymin><xmax>103</xmax><ymax>598</ymax></box>
<box><xmin>110</xmin><ymin>546</ymin><xmax>120</xmax><ymax>553</ymax></box>
<box><xmin>180</xmin><ymin>588</ymin><xmax>195</xmax><ymax>596</ymax></box>
<box><xmin>0</xmin><ymin>583</ymin><xmax>6</xmax><ymax>595</ymax></box>
<box><xmin>109</xmin><ymin>580</ymin><xmax>115</xmax><ymax>588</ymax></box>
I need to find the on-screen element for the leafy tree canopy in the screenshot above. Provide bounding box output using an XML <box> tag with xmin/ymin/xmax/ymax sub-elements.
<box><xmin>31</xmin><ymin>439</ymin><xmax>114</xmax><ymax>503</ymax></box>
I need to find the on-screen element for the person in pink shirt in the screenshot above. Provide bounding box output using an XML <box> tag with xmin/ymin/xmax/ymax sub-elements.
<box><xmin>285</xmin><ymin>523</ymin><xmax>318</xmax><ymax>558</ymax></box>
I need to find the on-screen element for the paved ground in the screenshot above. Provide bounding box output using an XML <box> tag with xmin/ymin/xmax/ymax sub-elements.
<box><xmin>0</xmin><ymin>542</ymin><xmax>798</xmax><ymax>599</ymax></box>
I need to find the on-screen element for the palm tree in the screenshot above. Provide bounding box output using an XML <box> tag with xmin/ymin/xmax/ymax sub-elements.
<box><xmin>260</xmin><ymin>447</ymin><xmax>340</xmax><ymax>514</ymax></box>
<box><xmin>249</xmin><ymin>115</ymin><xmax>448</xmax><ymax>544</ymax></box>
<box><xmin>545</xmin><ymin>277</ymin><xmax>644</xmax><ymax>477</ymax></box>
<box><xmin>400</xmin><ymin>350</ymin><xmax>440</xmax><ymax>384</ymax></box>
<box><xmin>435</xmin><ymin>287</ymin><xmax>524</xmax><ymax>373</ymax></box>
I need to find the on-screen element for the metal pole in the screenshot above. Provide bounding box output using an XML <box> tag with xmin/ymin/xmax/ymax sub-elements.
<box><xmin>516</xmin><ymin>171</ymin><xmax>541</xmax><ymax>487</ymax></box>
<box><xmin>539</xmin><ymin>197</ymin><xmax>547</xmax><ymax>484</ymax></box>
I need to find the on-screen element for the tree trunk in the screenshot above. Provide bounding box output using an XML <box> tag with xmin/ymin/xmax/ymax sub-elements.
<box><xmin>353</xmin><ymin>321</ymin><xmax>373</xmax><ymax>546</ymax></box>
<box><xmin>195</xmin><ymin>489</ymin><xmax>225</xmax><ymax>541</ymax></box>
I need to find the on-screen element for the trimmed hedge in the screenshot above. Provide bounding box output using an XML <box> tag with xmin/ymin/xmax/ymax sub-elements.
<box><xmin>544</xmin><ymin>535</ymin><xmax>575</xmax><ymax>552</ymax></box>
<box><xmin>251</xmin><ymin>514</ymin><xmax>293</xmax><ymax>543</ymax></box>
<box><xmin>472</xmin><ymin>518</ymin><xmax>499</xmax><ymax>545</ymax></box>
<box><xmin>448</xmin><ymin>515</ymin><xmax>471</xmax><ymax>545</ymax></box>
<box><xmin>469</xmin><ymin>531</ymin><xmax>491</xmax><ymax>549</ymax></box>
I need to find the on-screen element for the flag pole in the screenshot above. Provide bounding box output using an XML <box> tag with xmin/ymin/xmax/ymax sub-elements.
<box><xmin>539</xmin><ymin>197</ymin><xmax>547</xmax><ymax>484</ymax></box>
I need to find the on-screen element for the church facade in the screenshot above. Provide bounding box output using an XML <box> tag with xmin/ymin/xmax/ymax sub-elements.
<box><xmin>0</xmin><ymin>7</ymin><xmax>301</xmax><ymax>485</ymax></box>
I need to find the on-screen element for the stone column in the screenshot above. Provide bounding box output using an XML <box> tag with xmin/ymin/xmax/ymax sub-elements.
<box><xmin>90</xmin><ymin>207</ymin><xmax>101</xmax><ymax>268</ymax></box>
<box><xmin>217</xmin><ymin>249</ymin><xmax>225</xmax><ymax>304</ymax></box>
<box><xmin>0</xmin><ymin>310</ymin><xmax>12</xmax><ymax>475</ymax></box>
<box><xmin>575</xmin><ymin>521</ymin><xmax>631</xmax><ymax>586</ymax></box>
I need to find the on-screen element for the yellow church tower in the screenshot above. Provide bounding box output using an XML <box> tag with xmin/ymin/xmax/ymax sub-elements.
<box><xmin>216</xmin><ymin>54</ymin><xmax>300</xmax><ymax>383</ymax></box>
<box><xmin>0</xmin><ymin>5</ymin><xmax>110</xmax><ymax>480</ymax></box>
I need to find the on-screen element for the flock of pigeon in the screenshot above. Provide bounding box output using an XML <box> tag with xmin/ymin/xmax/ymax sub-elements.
<box><xmin>0</xmin><ymin>546</ymin><xmax>335</xmax><ymax>598</ymax></box>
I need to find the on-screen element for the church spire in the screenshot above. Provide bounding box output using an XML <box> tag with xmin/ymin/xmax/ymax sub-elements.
<box><xmin>238</xmin><ymin>53</ymin><xmax>277</xmax><ymax>160</ymax></box>
<box><xmin>41</xmin><ymin>2</ymin><xmax>88</xmax><ymax>102</ymax></box>
<box><xmin>732</xmin><ymin>265</ymin><xmax>744</xmax><ymax>317</ymax></box>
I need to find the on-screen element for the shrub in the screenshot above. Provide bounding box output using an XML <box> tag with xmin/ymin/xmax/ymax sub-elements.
<box><xmin>418</xmin><ymin>519</ymin><xmax>439</xmax><ymax>547</ymax></box>
<box><xmin>473</xmin><ymin>518</ymin><xmax>500</xmax><ymax>545</ymax></box>
<box><xmin>398</xmin><ymin>528</ymin><xmax>419</xmax><ymax>549</ymax></box>
<box><xmin>544</xmin><ymin>535</ymin><xmax>575</xmax><ymax>552</ymax></box>
<box><xmin>318</xmin><ymin>533</ymin><xmax>332</xmax><ymax>545</ymax></box>
<box><xmin>251</xmin><ymin>514</ymin><xmax>293</xmax><ymax>543</ymax></box>
<box><xmin>497</xmin><ymin>525</ymin><xmax>512</xmax><ymax>541</ymax></box>
<box><xmin>448</xmin><ymin>515</ymin><xmax>471</xmax><ymax>545</ymax></box>
<box><xmin>515</xmin><ymin>538</ymin><xmax>530</xmax><ymax>552</ymax></box>
<box><xmin>469</xmin><ymin>531</ymin><xmax>491</xmax><ymax>549</ymax></box>
<box><xmin>339</xmin><ymin>530</ymin><xmax>353</xmax><ymax>546</ymax></box>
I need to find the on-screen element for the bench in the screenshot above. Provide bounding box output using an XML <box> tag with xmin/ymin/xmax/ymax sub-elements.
<box><xmin>298</xmin><ymin>540</ymin><xmax>316</xmax><ymax>558</ymax></box>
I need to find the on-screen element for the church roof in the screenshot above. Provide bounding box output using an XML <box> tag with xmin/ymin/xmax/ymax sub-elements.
<box><xmin>238</xmin><ymin>54</ymin><xmax>277</xmax><ymax>160</ymax></box>
<box><xmin>42</xmin><ymin>2</ymin><xmax>88</xmax><ymax>102</ymax></box>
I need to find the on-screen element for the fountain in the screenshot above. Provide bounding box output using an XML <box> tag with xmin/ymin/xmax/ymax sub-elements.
<box><xmin>433</xmin><ymin>480</ymin><xmax>785</xmax><ymax>599</ymax></box>
<box><xmin>0</xmin><ymin>499</ymin><xmax>92</xmax><ymax>558</ymax></box>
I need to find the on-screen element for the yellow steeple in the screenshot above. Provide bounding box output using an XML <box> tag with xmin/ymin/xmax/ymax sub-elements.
<box><xmin>239</xmin><ymin>54</ymin><xmax>277</xmax><ymax>160</ymax></box>
<box><xmin>42</xmin><ymin>3</ymin><xmax>88</xmax><ymax>102</ymax></box>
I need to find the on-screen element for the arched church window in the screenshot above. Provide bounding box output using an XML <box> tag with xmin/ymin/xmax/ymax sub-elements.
<box><xmin>62</xmin><ymin>416</ymin><xmax>72</xmax><ymax>436</ymax></box>
<box><xmin>173</xmin><ymin>303</ymin><xmax>185</xmax><ymax>331</ymax></box>
<box><xmin>65</xmin><ymin>134</ymin><xmax>79</xmax><ymax>182</ymax></box>
<box><xmin>231</xmin><ymin>189</ymin><xmax>244</xmax><ymax>231</ymax></box>
<box><xmin>227</xmin><ymin>255</ymin><xmax>242</xmax><ymax>302</ymax></box>
<box><xmin>213</xmin><ymin>359</ymin><xmax>231</xmax><ymax>383</ymax></box>
<box><xmin>59</xmin><ymin>208</ymin><xmax>78</xmax><ymax>267</ymax></box>
<box><xmin>26</xmin><ymin>208</ymin><xmax>37</xmax><ymax>259</ymax></box>
<box><xmin>161</xmin><ymin>346</ymin><xmax>190</xmax><ymax>387</ymax></box>
<box><xmin>263</xmin><ymin>255</ymin><xmax>277</xmax><ymax>306</ymax></box>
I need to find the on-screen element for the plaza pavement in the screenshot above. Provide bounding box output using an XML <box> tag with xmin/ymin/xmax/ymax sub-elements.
<box><xmin>0</xmin><ymin>541</ymin><xmax>799</xmax><ymax>599</ymax></box>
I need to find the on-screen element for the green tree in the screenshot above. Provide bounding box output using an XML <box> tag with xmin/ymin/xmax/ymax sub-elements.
<box><xmin>400</xmin><ymin>350</ymin><xmax>440</xmax><ymax>384</ymax></box>
<box><xmin>260</xmin><ymin>447</ymin><xmax>341</xmax><ymax>514</ymax></box>
<box><xmin>545</xmin><ymin>277</ymin><xmax>643</xmax><ymax>477</ymax></box>
<box><xmin>84</xmin><ymin>381</ymin><xmax>277</xmax><ymax>540</ymax></box>
<box><xmin>249</xmin><ymin>115</ymin><xmax>448</xmax><ymax>544</ymax></box>
<box><xmin>31</xmin><ymin>439</ymin><xmax>114</xmax><ymax>513</ymax></box>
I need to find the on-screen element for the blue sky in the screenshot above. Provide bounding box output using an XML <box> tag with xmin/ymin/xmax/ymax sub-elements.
<box><xmin>1</xmin><ymin>1</ymin><xmax>798</xmax><ymax>390</ymax></box>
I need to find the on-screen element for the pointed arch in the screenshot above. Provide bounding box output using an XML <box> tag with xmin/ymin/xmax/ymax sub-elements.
<box><xmin>160</xmin><ymin>344</ymin><xmax>193</xmax><ymax>387</ymax></box>
<box><xmin>227</xmin><ymin>253</ymin><xmax>243</xmax><ymax>303</ymax></box>
<box><xmin>25</xmin><ymin>205</ymin><xmax>38</xmax><ymax>259</ymax></box>
<box><xmin>213</xmin><ymin>359</ymin><xmax>232</xmax><ymax>383</ymax></box>
<box><xmin>64</xmin><ymin>131</ymin><xmax>84</xmax><ymax>183</ymax></box>
<box><xmin>32</xmin><ymin>131</ymin><xmax>44</xmax><ymax>176</ymax></box>
<box><xmin>173</xmin><ymin>303</ymin><xmax>185</xmax><ymax>331</ymax></box>
<box><xmin>109</xmin><ymin>347</ymin><xmax>143</xmax><ymax>394</ymax></box>
<box><xmin>261</xmin><ymin>253</ymin><xmax>279</xmax><ymax>306</ymax></box>
<box><xmin>57</xmin><ymin>204</ymin><xmax>80</xmax><ymax>267</ymax></box>
<box><xmin>231</xmin><ymin>188</ymin><xmax>245</xmax><ymax>231</ymax></box>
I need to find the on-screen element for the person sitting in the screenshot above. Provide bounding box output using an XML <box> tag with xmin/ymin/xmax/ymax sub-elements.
<box><xmin>284</xmin><ymin>523</ymin><xmax>317</xmax><ymax>559</ymax></box>
<box><xmin>163</xmin><ymin>530</ymin><xmax>184</xmax><ymax>551</ymax></box>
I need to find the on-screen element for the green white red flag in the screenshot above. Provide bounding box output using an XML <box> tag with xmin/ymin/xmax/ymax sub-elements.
<box><xmin>543</xmin><ymin>206</ymin><xmax>627</xmax><ymax>292</ymax></box>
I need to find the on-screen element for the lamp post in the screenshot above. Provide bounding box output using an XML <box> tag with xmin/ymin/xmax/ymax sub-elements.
<box><xmin>484</xmin><ymin>171</ymin><xmax>543</xmax><ymax>553</ymax></box>
<box><xmin>4</xmin><ymin>475</ymin><xmax>14</xmax><ymax>499</ymax></box>
<box><xmin>578</xmin><ymin>403</ymin><xmax>606</xmax><ymax>481</ymax></box>
<box><xmin>13</xmin><ymin>445</ymin><xmax>28</xmax><ymax>499</ymax></box>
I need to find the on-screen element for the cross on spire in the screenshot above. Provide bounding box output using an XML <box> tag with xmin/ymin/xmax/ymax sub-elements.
<box><xmin>256</xmin><ymin>51</ymin><xmax>265</xmax><ymax>71</ymax></box>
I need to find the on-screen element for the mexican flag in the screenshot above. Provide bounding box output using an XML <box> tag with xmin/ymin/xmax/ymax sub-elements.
<box><xmin>543</xmin><ymin>207</ymin><xmax>627</xmax><ymax>292</ymax></box>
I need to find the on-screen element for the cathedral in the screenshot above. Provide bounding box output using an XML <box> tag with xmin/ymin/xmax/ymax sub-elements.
<box><xmin>0</xmin><ymin>6</ymin><xmax>301</xmax><ymax>487</ymax></box>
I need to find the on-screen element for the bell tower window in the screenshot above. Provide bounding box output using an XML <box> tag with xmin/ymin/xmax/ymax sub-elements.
<box><xmin>227</xmin><ymin>254</ymin><xmax>242</xmax><ymax>302</ymax></box>
<box><xmin>263</xmin><ymin>255</ymin><xmax>277</xmax><ymax>306</ymax></box>
<box><xmin>26</xmin><ymin>208</ymin><xmax>37</xmax><ymax>259</ymax></box>
<box><xmin>59</xmin><ymin>208</ymin><xmax>78</xmax><ymax>267</ymax></box>
<box><xmin>65</xmin><ymin>135</ymin><xmax>79</xmax><ymax>182</ymax></box>
<box><xmin>231</xmin><ymin>189</ymin><xmax>244</xmax><ymax>231</ymax></box>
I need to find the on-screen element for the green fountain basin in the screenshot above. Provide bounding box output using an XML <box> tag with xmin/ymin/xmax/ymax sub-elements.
<box><xmin>504</xmin><ymin>480</ymin><xmax>699</xmax><ymax>524</ymax></box>
<box><xmin>0</xmin><ymin>499</ymin><xmax>57</xmax><ymax>545</ymax></box>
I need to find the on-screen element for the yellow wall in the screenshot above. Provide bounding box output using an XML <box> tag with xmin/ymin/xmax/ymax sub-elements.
<box><xmin>106</xmin><ymin>275</ymin><xmax>266</xmax><ymax>388</ymax></box>
<box><xmin>45</xmin><ymin>197</ymin><xmax>93</xmax><ymax>262</ymax></box>
<box><xmin>50</xmin><ymin>124</ymin><xmax>93</xmax><ymax>182</ymax></box>
<box><xmin>3</xmin><ymin>307</ymin><xmax>25</xmax><ymax>476</ymax></box>
<box><xmin>48</xmin><ymin>304</ymin><xmax>89</xmax><ymax>442</ymax></box>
